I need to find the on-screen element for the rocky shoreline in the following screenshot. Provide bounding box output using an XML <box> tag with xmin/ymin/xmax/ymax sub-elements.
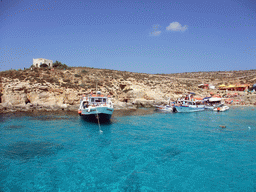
<box><xmin>0</xmin><ymin>107</ymin><xmax>158</xmax><ymax>120</ymax></box>
<box><xmin>1</xmin><ymin>102</ymin><xmax>255</xmax><ymax>114</ymax></box>
<box><xmin>1</xmin><ymin>67</ymin><xmax>256</xmax><ymax>114</ymax></box>
<box><xmin>0</xmin><ymin>100</ymin><xmax>159</xmax><ymax>114</ymax></box>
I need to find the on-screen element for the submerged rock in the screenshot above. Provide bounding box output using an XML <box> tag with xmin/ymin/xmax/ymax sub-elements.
<box><xmin>3</xmin><ymin>141</ymin><xmax>63</xmax><ymax>161</ymax></box>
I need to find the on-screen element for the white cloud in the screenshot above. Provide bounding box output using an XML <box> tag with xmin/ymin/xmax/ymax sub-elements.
<box><xmin>150</xmin><ymin>30</ymin><xmax>161</xmax><ymax>36</ymax></box>
<box><xmin>166</xmin><ymin>22</ymin><xmax>188</xmax><ymax>32</ymax></box>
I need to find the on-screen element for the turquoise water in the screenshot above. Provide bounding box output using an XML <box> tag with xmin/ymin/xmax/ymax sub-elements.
<box><xmin>0</xmin><ymin>107</ymin><xmax>256</xmax><ymax>192</ymax></box>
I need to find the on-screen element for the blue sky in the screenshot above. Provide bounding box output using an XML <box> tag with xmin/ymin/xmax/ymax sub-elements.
<box><xmin>0</xmin><ymin>0</ymin><xmax>255</xmax><ymax>73</ymax></box>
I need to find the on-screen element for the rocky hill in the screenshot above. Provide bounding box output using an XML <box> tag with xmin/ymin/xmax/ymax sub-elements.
<box><xmin>0</xmin><ymin>67</ymin><xmax>255</xmax><ymax>113</ymax></box>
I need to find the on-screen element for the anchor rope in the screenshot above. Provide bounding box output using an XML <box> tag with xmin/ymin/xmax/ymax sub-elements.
<box><xmin>96</xmin><ymin>109</ymin><xmax>103</xmax><ymax>134</ymax></box>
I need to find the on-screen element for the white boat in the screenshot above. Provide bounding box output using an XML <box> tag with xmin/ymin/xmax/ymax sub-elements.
<box><xmin>213</xmin><ymin>104</ymin><xmax>229</xmax><ymax>112</ymax></box>
<box><xmin>78</xmin><ymin>91</ymin><xmax>114</xmax><ymax>122</ymax></box>
<box><xmin>174</xmin><ymin>100</ymin><xmax>205</xmax><ymax>112</ymax></box>
<box><xmin>155</xmin><ymin>105</ymin><xmax>173</xmax><ymax>112</ymax></box>
<box><xmin>204</xmin><ymin>97</ymin><xmax>223</xmax><ymax>110</ymax></box>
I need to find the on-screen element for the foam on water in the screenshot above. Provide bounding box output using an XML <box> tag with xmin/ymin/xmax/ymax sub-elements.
<box><xmin>0</xmin><ymin>107</ymin><xmax>256</xmax><ymax>191</ymax></box>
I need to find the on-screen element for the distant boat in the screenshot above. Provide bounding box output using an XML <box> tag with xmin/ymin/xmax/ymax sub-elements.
<box><xmin>78</xmin><ymin>91</ymin><xmax>114</xmax><ymax>122</ymax></box>
<box><xmin>213</xmin><ymin>104</ymin><xmax>229</xmax><ymax>112</ymax></box>
<box><xmin>174</xmin><ymin>100</ymin><xmax>205</xmax><ymax>112</ymax></box>
<box><xmin>204</xmin><ymin>97</ymin><xmax>223</xmax><ymax>110</ymax></box>
<box><xmin>154</xmin><ymin>105</ymin><xmax>173</xmax><ymax>112</ymax></box>
<box><xmin>154</xmin><ymin>98</ymin><xmax>174</xmax><ymax>112</ymax></box>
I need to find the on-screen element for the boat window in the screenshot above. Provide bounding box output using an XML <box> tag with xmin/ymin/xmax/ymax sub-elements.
<box><xmin>103</xmin><ymin>98</ymin><xmax>106</xmax><ymax>102</ymax></box>
<box><xmin>91</xmin><ymin>98</ymin><xmax>94</xmax><ymax>102</ymax></box>
<box><xmin>95</xmin><ymin>98</ymin><xmax>102</xmax><ymax>102</ymax></box>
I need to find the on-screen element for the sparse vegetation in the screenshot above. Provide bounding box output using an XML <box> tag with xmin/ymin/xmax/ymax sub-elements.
<box><xmin>1</xmin><ymin>66</ymin><xmax>255</xmax><ymax>96</ymax></box>
<box><xmin>53</xmin><ymin>60</ymin><xmax>69</xmax><ymax>69</ymax></box>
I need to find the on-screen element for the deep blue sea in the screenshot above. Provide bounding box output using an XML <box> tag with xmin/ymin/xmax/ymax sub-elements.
<box><xmin>0</xmin><ymin>107</ymin><xmax>256</xmax><ymax>192</ymax></box>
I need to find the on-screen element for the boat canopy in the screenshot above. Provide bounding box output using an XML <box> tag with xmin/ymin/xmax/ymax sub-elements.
<box><xmin>90</xmin><ymin>97</ymin><xmax>107</xmax><ymax>103</ymax></box>
<box><xmin>209</xmin><ymin>98</ymin><xmax>221</xmax><ymax>102</ymax></box>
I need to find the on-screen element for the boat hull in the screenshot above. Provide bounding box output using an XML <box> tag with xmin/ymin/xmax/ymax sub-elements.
<box><xmin>80</xmin><ymin>106</ymin><xmax>114</xmax><ymax>122</ymax></box>
<box><xmin>174</xmin><ymin>105</ymin><xmax>205</xmax><ymax>113</ymax></box>
<box><xmin>213</xmin><ymin>106</ymin><xmax>229</xmax><ymax>112</ymax></box>
<box><xmin>80</xmin><ymin>113</ymin><xmax>112</xmax><ymax>122</ymax></box>
<box><xmin>205</xmin><ymin>104</ymin><xmax>223</xmax><ymax>110</ymax></box>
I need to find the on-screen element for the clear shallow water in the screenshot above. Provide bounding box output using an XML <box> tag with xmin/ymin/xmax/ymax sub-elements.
<box><xmin>0</xmin><ymin>107</ymin><xmax>256</xmax><ymax>192</ymax></box>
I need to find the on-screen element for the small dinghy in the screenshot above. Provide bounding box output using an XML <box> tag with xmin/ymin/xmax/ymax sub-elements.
<box><xmin>213</xmin><ymin>104</ymin><xmax>229</xmax><ymax>112</ymax></box>
<box><xmin>154</xmin><ymin>105</ymin><xmax>173</xmax><ymax>112</ymax></box>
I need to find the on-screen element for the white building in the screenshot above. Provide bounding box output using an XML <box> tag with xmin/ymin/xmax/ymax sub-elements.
<box><xmin>33</xmin><ymin>58</ymin><xmax>53</xmax><ymax>68</ymax></box>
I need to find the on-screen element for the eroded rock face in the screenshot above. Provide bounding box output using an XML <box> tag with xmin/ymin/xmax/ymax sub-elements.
<box><xmin>2</xmin><ymin>93</ymin><xmax>25</xmax><ymax>105</ymax></box>
<box><xmin>66</xmin><ymin>91</ymin><xmax>78</xmax><ymax>105</ymax></box>
<box><xmin>133</xmin><ymin>99</ymin><xmax>155</xmax><ymax>108</ymax></box>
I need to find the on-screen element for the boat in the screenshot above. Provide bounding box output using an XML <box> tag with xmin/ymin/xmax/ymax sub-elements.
<box><xmin>213</xmin><ymin>104</ymin><xmax>229</xmax><ymax>112</ymax></box>
<box><xmin>204</xmin><ymin>97</ymin><xmax>223</xmax><ymax>110</ymax></box>
<box><xmin>78</xmin><ymin>91</ymin><xmax>114</xmax><ymax>122</ymax></box>
<box><xmin>155</xmin><ymin>105</ymin><xmax>173</xmax><ymax>112</ymax></box>
<box><xmin>174</xmin><ymin>100</ymin><xmax>205</xmax><ymax>113</ymax></box>
<box><xmin>154</xmin><ymin>98</ymin><xmax>175</xmax><ymax>112</ymax></box>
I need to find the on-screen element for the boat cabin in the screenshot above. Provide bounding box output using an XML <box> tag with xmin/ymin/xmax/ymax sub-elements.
<box><xmin>186</xmin><ymin>101</ymin><xmax>203</xmax><ymax>105</ymax></box>
<box><xmin>80</xmin><ymin>90</ymin><xmax>113</xmax><ymax>109</ymax></box>
<box><xmin>176</xmin><ymin>100</ymin><xmax>203</xmax><ymax>106</ymax></box>
<box><xmin>89</xmin><ymin>97</ymin><xmax>108</xmax><ymax>105</ymax></box>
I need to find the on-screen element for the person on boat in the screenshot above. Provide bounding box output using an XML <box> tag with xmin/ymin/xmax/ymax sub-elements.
<box><xmin>83</xmin><ymin>101</ymin><xmax>88</xmax><ymax>108</ymax></box>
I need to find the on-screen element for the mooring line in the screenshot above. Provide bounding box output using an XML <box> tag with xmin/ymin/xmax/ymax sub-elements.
<box><xmin>96</xmin><ymin>109</ymin><xmax>103</xmax><ymax>134</ymax></box>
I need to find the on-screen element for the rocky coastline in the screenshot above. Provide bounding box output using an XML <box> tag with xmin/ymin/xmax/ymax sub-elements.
<box><xmin>0</xmin><ymin>67</ymin><xmax>256</xmax><ymax>114</ymax></box>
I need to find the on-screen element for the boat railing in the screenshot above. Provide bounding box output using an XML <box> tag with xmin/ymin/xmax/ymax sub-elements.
<box><xmin>87</xmin><ymin>101</ymin><xmax>113</xmax><ymax>107</ymax></box>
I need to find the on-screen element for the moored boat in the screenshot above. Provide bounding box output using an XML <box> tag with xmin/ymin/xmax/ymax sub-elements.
<box><xmin>174</xmin><ymin>100</ymin><xmax>205</xmax><ymax>113</ymax></box>
<box><xmin>204</xmin><ymin>97</ymin><xmax>223</xmax><ymax>110</ymax></box>
<box><xmin>78</xmin><ymin>91</ymin><xmax>114</xmax><ymax>122</ymax></box>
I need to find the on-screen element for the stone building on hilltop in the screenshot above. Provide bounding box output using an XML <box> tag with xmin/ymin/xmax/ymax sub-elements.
<box><xmin>33</xmin><ymin>58</ymin><xmax>53</xmax><ymax>68</ymax></box>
